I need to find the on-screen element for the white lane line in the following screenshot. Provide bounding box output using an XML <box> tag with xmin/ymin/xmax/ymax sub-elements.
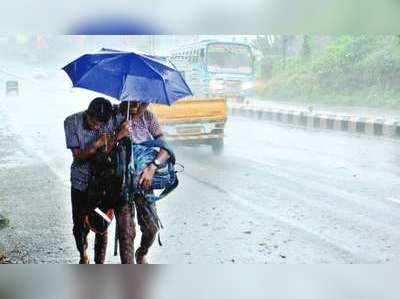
<box><xmin>386</xmin><ymin>197</ymin><xmax>400</xmax><ymax>205</ymax></box>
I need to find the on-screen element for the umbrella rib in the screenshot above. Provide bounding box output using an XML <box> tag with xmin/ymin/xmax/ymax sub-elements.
<box><xmin>176</xmin><ymin>68</ymin><xmax>194</xmax><ymax>98</ymax></box>
<box><xmin>141</xmin><ymin>54</ymin><xmax>177</xmax><ymax>72</ymax></box>
<box><xmin>135</xmin><ymin>54</ymin><xmax>171</xmax><ymax>105</ymax></box>
<box><xmin>65</xmin><ymin>50</ymin><xmax>192</xmax><ymax>105</ymax></box>
<box><xmin>117</xmin><ymin>54</ymin><xmax>132</xmax><ymax>101</ymax></box>
<box><xmin>165</xmin><ymin>57</ymin><xmax>193</xmax><ymax>98</ymax></box>
<box><xmin>143</xmin><ymin>55</ymin><xmax>193</xmax><ymax>100</ymax></box>
<box><xmin>65</xmin><ymin>55</ymin><xmax>102</xmax><ymax>85</ymax></box>
<box><xmin>76</xmin><ymin>54</ymin><xmax>125</xmax><ymax>87</ymax></box>
<box><xmin>117</xmin><ymin>73</ymin><xmax>128</xmax><ymax>101</ymax></box>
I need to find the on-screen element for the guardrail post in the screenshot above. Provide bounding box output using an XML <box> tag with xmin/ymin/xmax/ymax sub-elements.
<box><xmin>313</xmin><ymin>114</ymin><xmax>321</xmax><ymax>128</ymax></box>
<box><xmin>372</xmin><ymin>118</ymin><xmax>384</xmax><ymax>136</ymax></box>
<box><xmin>298</xmin><ymin>112</ymin><xmax>308</xmax><ymax>127</ymax></box>
<box><xmin>341</xmin><ymin>116</ymin><xmax>350</xmax><ymax>131</ymax></box>
<box><xmin>355</xmin><ymin>117</ymin><xmax>367</xmax><ymax>133</ymax></box>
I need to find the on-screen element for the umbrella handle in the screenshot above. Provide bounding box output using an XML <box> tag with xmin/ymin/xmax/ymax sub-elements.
<box><xmin>126</xmin><ymin>101</ymin><xmax>130</xmax><ymax>121</ymax></box>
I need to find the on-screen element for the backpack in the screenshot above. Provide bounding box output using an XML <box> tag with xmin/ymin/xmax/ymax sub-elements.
<box><xmin>106</xmin><ymin>136</ymin><xmax>180</xmax><ymax>204</ymax></box>
<box><xmin>130</xmin><ymin>139</ymin><xmax>179</xmax><ymax>203</ymax></box>
<box><xmin>86</xmin><ymin>148</ymin><xmax>122</xmax><ymax>234</ymax></box>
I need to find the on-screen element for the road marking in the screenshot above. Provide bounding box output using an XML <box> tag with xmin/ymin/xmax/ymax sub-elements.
<box><xmin>386</xmin><ymin>197</ymin><xmax>400</xmax><ymax>205</ymax></box>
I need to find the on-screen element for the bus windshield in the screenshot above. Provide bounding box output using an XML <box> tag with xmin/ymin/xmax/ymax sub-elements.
<box><xmin>206</xmin><ymin>43</ymin><xmax>253</xmax><ymax>74</ymax></box>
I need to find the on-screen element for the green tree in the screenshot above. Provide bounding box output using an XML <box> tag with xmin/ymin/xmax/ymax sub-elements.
<box><xmin>302</xmin><ymin>35</ymin><xmax>312</xmax><ymax>61</ymax></box>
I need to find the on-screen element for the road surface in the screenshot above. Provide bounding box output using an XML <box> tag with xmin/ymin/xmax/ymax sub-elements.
<box><xmin>1</xmin><ymin>78</ymin><xmax>400</xmax><ymax>263</ymax></box>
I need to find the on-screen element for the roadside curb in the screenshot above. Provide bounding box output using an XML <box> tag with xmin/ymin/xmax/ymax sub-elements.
<box><xmin>228</xmin><ymin>104</ymin><xmax>400</xmax><ymax>139</ymax></box>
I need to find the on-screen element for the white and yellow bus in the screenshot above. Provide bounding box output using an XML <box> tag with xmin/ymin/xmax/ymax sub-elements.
<box><xmin>169</xmin><ymin>40</ymin><xmax>255</xmax><ymax>100</ymax></box>
<box><xmin>151</xmin><ymin>40</ymin><xmax>255</xmax><ymax>155</ymax></box>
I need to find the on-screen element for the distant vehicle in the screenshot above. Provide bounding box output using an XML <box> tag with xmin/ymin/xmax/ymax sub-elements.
<box><xmin>169</xmin><ymin>40</ymin><xmax>256</xmax><ymax>101</ymax></box>
<box><xmin>139</xmin><ymin>52</ymin><xmax>229</xmax><ymax>154</ymax></box>
<box><xmin>114</xmin><ymin>52</ymin><xmax>228</xmax><ymax>155</ymax></box>
<box><xmin>5</xmin><ymin>80</ymin><xmax>19</xmax><ymax>96</ymax></box>
<box><xmin>32</xmin><ymin>68</ymin><xmax>47</xmax><ymax>80</ymax></box>
<box><xmin>157</xmin><ymin>40</ymin><xmax>255</xmax><ymax>154</ymax></box>
<box><xmin>150</xmin><ymin>98</ymin><xmax>227</xmax><ymax>155</ymax></box>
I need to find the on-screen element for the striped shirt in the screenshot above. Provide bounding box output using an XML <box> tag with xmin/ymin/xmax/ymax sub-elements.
<box><xmin>64</xmin><ymin>109</ymin><xmax>162</xmax><ymax>191</ymax></box>
<box><xmin>64</xmin><ymin>111</ymin><xmax>115</xmax><ymax>191</ymax></box>
<box><xmin>115</xmin><ymin>109</ymin><xmax>163</xmax><ymax>144</ymax></box>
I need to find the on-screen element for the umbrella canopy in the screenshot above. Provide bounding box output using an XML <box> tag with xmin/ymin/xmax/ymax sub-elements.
<box><xmin>63</xmin><ymin>48</ymin><xmax>193</xmax><ymax>105</ymax></box>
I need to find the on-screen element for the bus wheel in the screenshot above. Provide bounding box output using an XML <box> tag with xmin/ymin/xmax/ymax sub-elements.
<box><xmin>211</xmin><ymin>139</ymin><xmax>224</xmax><ymax>155</ymax></box>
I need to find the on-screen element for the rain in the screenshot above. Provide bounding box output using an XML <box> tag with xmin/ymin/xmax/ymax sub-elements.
<box><xmin>1</xmin><ymin>35</ymin><xmax>400</xmax><ymax>268</ymax></box>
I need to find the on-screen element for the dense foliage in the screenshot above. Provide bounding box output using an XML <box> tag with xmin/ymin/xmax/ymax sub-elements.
<box><xmin>254</xmin><ymin>35</ymin><xmax>400</xmax><ymax>107</ymax></box>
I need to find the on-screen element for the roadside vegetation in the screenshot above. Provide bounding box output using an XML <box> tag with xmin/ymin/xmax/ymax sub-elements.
<box><xmin>0</xmin><ymin>214</ymin><xmax>9</xmax><ymax>263</ymax></box>
<box><xmin>253</xmin><ymin>35</ymin><xmax>400</xmax><ymax>108</ymax></box>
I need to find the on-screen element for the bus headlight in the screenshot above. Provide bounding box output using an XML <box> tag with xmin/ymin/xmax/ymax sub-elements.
<box><xmin>241</xmin><ymin>81</ymin><xmax>255</xmax><ymax>90</ymax></box>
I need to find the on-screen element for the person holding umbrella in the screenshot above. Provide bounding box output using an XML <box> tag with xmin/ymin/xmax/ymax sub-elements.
<box><xmin>63</xmin><ymin>49</ymin><xmax>193</xmax><ymax>264</ymax></box>
<box><xmin>64</xmin><ymin>97</ymin><xmax>128</xmax><ymax>264</ymax></box>
<box><xmin>115</xmin><ymin>100</ymin><xmax>172</xmax><ymax>264</ymax></box>
<box><xmin>64</xmin><ymin>97</ymin><xmax>167</xmax><ymax>264</ymax></box>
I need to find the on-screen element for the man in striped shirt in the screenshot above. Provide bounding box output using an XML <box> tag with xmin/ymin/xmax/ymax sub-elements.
<box><xmin>64</xmin><ymin>97</ymin><xmax>127</xmax><ymax>264</ymax></box>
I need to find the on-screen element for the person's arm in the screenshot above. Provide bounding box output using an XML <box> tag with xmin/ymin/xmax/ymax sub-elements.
<box><xmin>148</xmin><ymin>111</ymin><xmax>170</xmax><ymax>163</ymax></box>
<box><xmin>154</xmin><ymin>147</ymin><xmax>170</xmax><ymax>164</ymax></box>
<box><xmin>65</xmin><ymin>116</ymin><xmax>99</xmax><ymax>162</ymax></box>
<box><xmin>139</xmin><ymin>112</ymin><xmax>171</xmax><ymax>189</ymax></box>
<box><xmin>139</xmin><ymin>149</ymin><xmax>170</xmax><ymax>190</ymax></box>
<box><xmin>101</xmin><ymin>120</ymin><xmax>131</xmax><ymax>155</ymax></box>
<box><xmin>71</xmin><ymin>134</ymin><xmax>107</xmax><ymax>161</ymax></box>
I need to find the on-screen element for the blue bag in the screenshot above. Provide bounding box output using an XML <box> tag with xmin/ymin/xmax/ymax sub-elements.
<box><xmin>130</xmin><ymin>139</ymin><xmax>179</xmax><ymax>203</ymax></box>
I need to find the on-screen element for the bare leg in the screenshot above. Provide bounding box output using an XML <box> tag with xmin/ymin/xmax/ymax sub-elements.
<box><xmin>135</xmin><ymin>197</ymin><xmax>159</xmax><ymax>264</ymax></box>
<box><xmin>94</xmin><ymin>230</ymin><xmax>108</xmax><ymax>264</ymax></box>
<box><xmin>115</xmin><ymin>202</ymin><xmax>136</xmax><ymax>264</ymax></box>
<box><xmin>71</xmin><ymin>188</ymin><xmax>91</xmax><ymax>264</ymax></box>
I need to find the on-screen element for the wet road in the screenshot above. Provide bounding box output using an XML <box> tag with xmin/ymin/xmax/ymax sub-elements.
<box><xmin>1</xmin><ymin>79</ymin><xmax>400</xmax><ymax>263</ymax></box>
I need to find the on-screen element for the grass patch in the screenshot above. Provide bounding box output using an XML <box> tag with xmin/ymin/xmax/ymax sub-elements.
<box><xmin>0</xmin><ymin>214</ymin><xmax>10</xmax><ymax>263</ymax></box>
<box><xmin>258</xmin><ymin>83</ymin><xmax>400</xmax><ymax>109</ymax></box>
<box><xmin>0</xmin><ymin>214</ymin><xmax>9</xmax><ymax>230</ymax></box>
<box><xmin>0</xmin><ymin>245</ymin><xmax>6</xmax><ymax>263</ymax></box>
<box><xmin>256</xmin><ymin>35</ymin><xmax>400</xmax><ymax>109</ymax></box>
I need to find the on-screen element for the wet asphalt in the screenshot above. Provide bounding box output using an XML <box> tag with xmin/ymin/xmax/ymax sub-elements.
<box><xmin>1</xmin><ymin>80</ymin><xmax>400</xmax><ymax>263</ymax></box>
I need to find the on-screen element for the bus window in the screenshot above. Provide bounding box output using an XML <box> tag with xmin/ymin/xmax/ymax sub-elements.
<box><xmin>206</xmin><ymin>43</ymin><xmax>253</xmax><ymax>74</ymax></box>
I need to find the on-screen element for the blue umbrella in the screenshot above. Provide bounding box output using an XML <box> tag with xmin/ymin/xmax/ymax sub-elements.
<box><xmin>63</xmin><ymin>48</ymin><xmax>193</xmax><ymax>105</ymax></box>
